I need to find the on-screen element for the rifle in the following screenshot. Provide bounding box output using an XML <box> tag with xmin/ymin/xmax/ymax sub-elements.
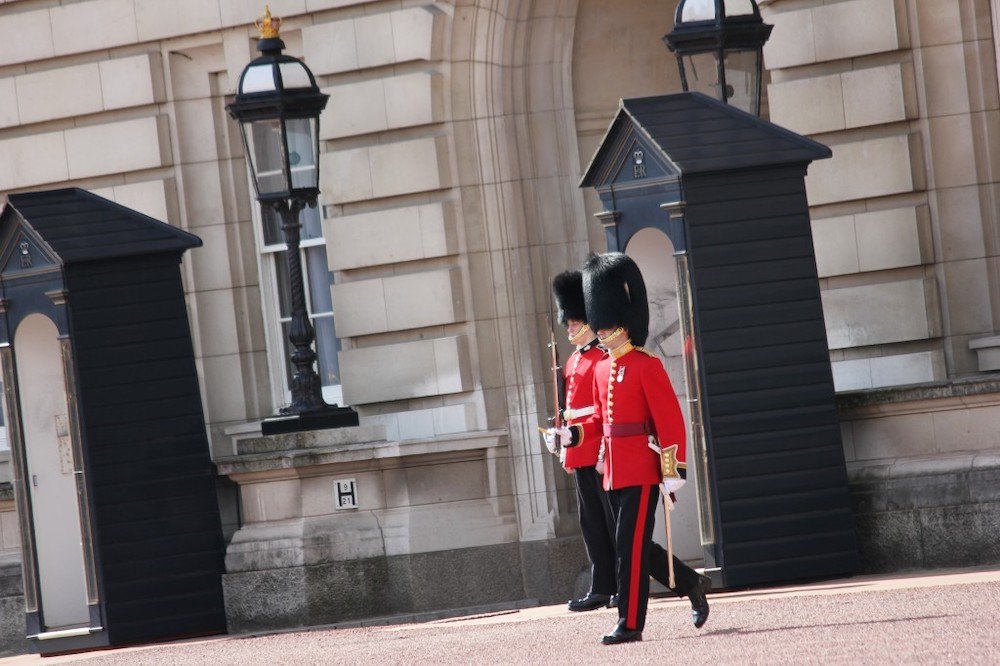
<box><xmin>537</xmin><ymin>299</ymin><xmax>566</xmax><ymax>458</ymax></box>
<box><xmin>549</xmin><ymin>326</ymin><xmax>563</xmax><ymax>431</ymax></box>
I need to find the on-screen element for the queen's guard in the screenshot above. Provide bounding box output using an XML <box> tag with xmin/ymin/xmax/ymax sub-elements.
<box><xmin>582</xmin><ymin>252</ymin><xmax>711</xmax><ymax>645</ymax></box>
<box><xmin>541</xmin><ymin>271</ymin><xmax>618</xmax><ymax>611</ymax></box>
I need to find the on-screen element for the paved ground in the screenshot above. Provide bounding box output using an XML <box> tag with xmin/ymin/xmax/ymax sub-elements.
<box><xmin>4</xmin><ymin>566</ymin><xmax>1000</xmax><ymax>665</ymax></box>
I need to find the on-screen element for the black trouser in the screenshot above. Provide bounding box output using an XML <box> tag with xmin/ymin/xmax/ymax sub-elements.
<box><xmin>574</xmin><ymin>465</ymin><xmax>617</xmax><ymax>596</ymax></box>
<box><xmin>609</xmin><ymin>484</ymin><xmax>701</xmax><ymax>631</ymax></box>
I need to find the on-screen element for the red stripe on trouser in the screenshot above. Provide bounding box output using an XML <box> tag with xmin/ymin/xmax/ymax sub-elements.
<box><xmin>626</xmin><ymin>487</ymin><xmax>650</xmax><ymax>629</ymax></box>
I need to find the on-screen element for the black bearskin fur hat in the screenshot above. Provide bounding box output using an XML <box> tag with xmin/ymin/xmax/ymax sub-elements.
<box><xmin>552</xmin><ymin>270</ymin><xmax>586</xmax><ymax>324</ymax></box>
<box><xmin>582</xmin><ymin>252</ymin><xmax>649</xmax><ymax>347</ymax></box>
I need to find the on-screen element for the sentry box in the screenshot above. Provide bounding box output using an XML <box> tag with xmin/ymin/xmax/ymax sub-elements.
<box><xmin>0</xmin><ymin>189</ymin><xmax>226</xmax><ymax>654</ymax></box>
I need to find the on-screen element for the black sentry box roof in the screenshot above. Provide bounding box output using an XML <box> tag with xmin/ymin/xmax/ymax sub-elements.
<box><xmin>581</xmin><ymin>91</ymin><xmax>831</xmax><ymax>186</ymax></box>
<box><xmin>5</xmin><ymin>188</ymin><xmax>201</xmax><ymax>263</ymax></box>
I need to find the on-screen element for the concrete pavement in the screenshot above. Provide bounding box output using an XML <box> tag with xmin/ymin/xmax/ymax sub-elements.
<box><xmin>4</xmin><ymin>566</ymin><xmax>1000</xmax><ymax>664</ymax></box>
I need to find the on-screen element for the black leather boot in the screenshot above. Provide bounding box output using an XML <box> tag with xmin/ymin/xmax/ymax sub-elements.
<box><xmin>688</xmin><ymin>575</ymin><xmax>711</xmax><ymax>628</ymax></box>
<box><xmin>601</xmin><ymin>622</ymin><xmax>642</xmax><ymax>645</ymax></box>
<box><xmin>568</xmin><ymin>592</ymin><xmax>613</xmax><ymax>612</ymax></box>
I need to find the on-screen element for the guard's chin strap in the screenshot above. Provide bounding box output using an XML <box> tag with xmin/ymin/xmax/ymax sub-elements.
<box><xmin>598</xmin><ymin>327</ymin><xmax>624</xmax><ymax>343</ymax></box>
<box><xmin>569</xmin><ymin>324</ymin><xmax>596</xmax><ymax>347</ymax></box>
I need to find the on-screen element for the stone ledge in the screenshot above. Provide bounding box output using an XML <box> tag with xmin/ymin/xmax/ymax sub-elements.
<box><xmin>848</xmin><ymin>451</ymin><xmax>1000</xmax><ymax>483</ymax></box>
<box><xmin>837</xmin><ymin>375</ymin><xmax>1000</xmax><ymax>413</ymax></box>
<box><xmin>235</xmin><ymin>425</ymin><xmax>388</xmax><ymax>456</ymax></box>
<box><xmin>216</xmin><ymin>430</ymin><xmax>507</xmax><ymax>476</ymax></box>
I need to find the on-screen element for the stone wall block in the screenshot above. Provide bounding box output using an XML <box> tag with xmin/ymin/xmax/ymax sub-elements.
<box><xmin>0</xmin><ymin>79</ymin><xmax>18</xmax><ymax>129</ymax></box>
<box><xmin>326</xmin><ymin>202</ymin><xmax>455</xmax><ymax>270</ymax></box>
<box><xmin>967</xmin><ymin>467</ymin><xmax>1000</xmax><ymax>503</ymax></box>
<box><xmin>832</xmin><ymin>350</ymin><xmax>943</xmax><ymax>392</ymax></box>
<box><xmin>868</xmin><ymin>350</ymin><xmax>944</xmax><ymax>388</ymax></box>
<box><xmin>320</xmin><ymin>147</ymin><xmax>373</xmax><ymax>204</ymax></box>
<box><xmin>762</xmin><ymin>7</ymin><xmax>816</xmax><ymax>69</ymax></box>
<box><xmin>942</xmin><ymin>258</ymin><xmax>994</xmax><ymax>336</ymax></box>
<box><xmin>921</xmin><ymin>42</ymin><xmax>972</xmax><ymax>118</ymax></box>
<box><xmin>340</xmin><ymin>336</ymin><xmax>471</xmax><ymax>404</ymax></box>
<box><xmin>912</xmin><ymin>0</ymin><xmax>962</xmax><ymax>46</ymax></box>
<box><xmin>51</xmin><ymin>0</ymin><xmax>139</xmax><ymax>57</ymax></box>
<box><xmin>768</xmin><ymin>74</ymin><xmax>844</xmax><ymax>135</ymax></box>
<box><xmin>822</xmin><ymin>278</ymin><xmax>938</xmax><ymax>349</ymax></box>
<box><xmin>0</xmin><ymin>132</ymin><xmax>69</xmax><ymax>191</ymax></box>
<box><xmin>842</xmin><ymin>63</ymin><xmax>911</xmax><ymax>128</ymax></box>
<box><xmin>0</xmin><ymin>10</ymin><xmax>54</xmax><ymax>66</ymax></box>
<box><xmin>928</xmin><ymin>114</ymin><xmax>978</xmax><ymax>189</ymax></box>
<box><xmin>832</xmin><ymin>358</ymin><xmax>873</xmax><ymax>392</ymax></box>
<box><xmin>65</xmin><ymin>115</ymin><xmax>172</xmax><ymax>181</ymax></box>
<box><xmin>852</xmin><ymin>510</ymin><xmax>924</xmax><ymax>572</ymax></box>
<box><xmin>322</xmin><ymin>79</ymin><xmax>388</xmax><ymax>139</ymax></box>
<box><xmin>384</xmin><ymin>268</ymin><xmax>466</xmax><ymax>332</ymax></box>
<box><xmin>220</xmin><ymin>1</ymin><xmax>308</xmax><ymax>28</ymax></box>
<box><xmin>813</xmin><ymin>0</ymin><xmax>904</xmax><ymax>62</ymax></box>
<box><xmin>136</xmin><ymin>0</ymin><xmax>223</xmax><ymax>43</ymax></box>
<box><xmin>434</xmin><ymin>335</ymin><xmax>472</xmax><ymax>395</ymax></box>
<box><xmin>302</xmin><ymin>19</ymin><xmax>359</xmax><ymax>75</ymax></box>
<box><xmin>331</xmin><ymin>278</ymin><xmax>388</xmax><ymax>337</ymax></box>
<box><xmin>391</xmin><ymin>6</ymin><xmax>439</xmax><ymax>63</ymax></box>
<box><xmin>856</xmin><ymin>206</ymin><xmax>930</xmax><ymax>272</ymax></box>
<box><xmin>884</xmin><ymin>474</ymin><xmax>968</xmax><ymax>511</ymax></box>
<box><xmin>322</xmin><ymin>137</ymin><xmax>450</xmax><ymax>204</ymax></box>
<box><xmin>200</xmin><ymin>353</ymin><xmax>251</xmax><ymax>423</ymax></box>
<box><xmin>16</xmin><ymin>63</ymin><xmax>103</xmax><ymax>125</ymax></box>
<box><xmin>370</xmin><ymin>136</ymin><xmax>452</xmax><ymax>200</ymax></box>
<box><xmin>811</xmin><ymin>214</ymin><xmax>860</xmax><ymax>277</ymax></box>
<box><xmin>322</xmin><ymin>72</ymin><xmax>442</xmax><ymax>140</ymax></box>
<box><xmin>100</xmin><ymin>54</ymin><xmax>165</xmax><ymax>111</ymax></box>
<box><xmin>806</xmin><ymin>134</ymin><xmax>917</xmax><ymax>206</ymax></box>
<box><xmin>385</xmin><ymin>72</ymin><xmax>444</xmax><ymax>131</ymax></box>
<box><xmin>920</xmin><ymin>504</ymin><xmax>1000</xmax><ymax>568</ymax></box>
<box><xmin>355</xmin><ymin>13</ymin><xmax>396</xmax><ymax>69</ymax></box>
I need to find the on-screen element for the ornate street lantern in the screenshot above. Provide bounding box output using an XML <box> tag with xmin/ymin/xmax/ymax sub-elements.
<box><xmin>227</xmin><ymin>7</ymin><xmax>339</xmax><ymax>420</ymax></box>
<box><xmin>663</xmin><ymin>0</ymin><xmax>773</xmax><ymax>116</ymax></box>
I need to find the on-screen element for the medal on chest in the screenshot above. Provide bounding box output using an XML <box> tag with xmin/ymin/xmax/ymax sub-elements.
<box><xmin>616</xmin><ymin>366</ymin><xmax>626</xmax><ymax>383</ymax></box>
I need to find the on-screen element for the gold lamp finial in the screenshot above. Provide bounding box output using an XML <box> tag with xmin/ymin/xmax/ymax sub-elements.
<box><xmin>256</xmin><ymin>5</ymin><xmax>282</xmax><ymax>39</ymax></box>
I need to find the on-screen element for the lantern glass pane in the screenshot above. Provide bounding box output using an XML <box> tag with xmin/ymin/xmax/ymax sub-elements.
<box><xmin>723</xmin><ymin>49</ymin><xmax>760</xmax><ymax>114</ymax></box>
<box><xmin>680</xmin><ymin>0</ymin><xmax>717</xmax><ymax>22</ymax></box>
<box><xmin>246</xmin><ymin>119</ymin><xmax>289</xmax><ymax>196</ymax></box>
<box><xmin>240</xmin><ymin>63</ymin><xmax>277</xmax><ymax>93</ymax></box>
<box><xmin>681</xmin><ymin>52</ymin><xmax>722</xmax><ymax>101</ymax></box>
<box><xmin>286</xmin><ymin>117</ymin><xmax>319</xmax><ymax>190</ymax></box>
<box><xmin>278</xmin><ymin>62</ymin><xmax>312</xmax><ymax>89</ymax></box>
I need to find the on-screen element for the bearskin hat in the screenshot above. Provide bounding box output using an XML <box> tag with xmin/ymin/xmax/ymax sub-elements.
<box><xmin>582</xmin><ymin>252</ymin><xmax>649</xmax><ymax>347</ymax></box>
<box><xmin>552</xmin><ymin>270</ymin><xmax>587</xmax><ymax>325</ymax></box>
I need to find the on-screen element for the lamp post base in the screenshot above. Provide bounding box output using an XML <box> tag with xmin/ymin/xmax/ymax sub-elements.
<box><xmin>261</xmin><ymin>404</ymin><xmax>360</xmax><ymax>436</ymax></box>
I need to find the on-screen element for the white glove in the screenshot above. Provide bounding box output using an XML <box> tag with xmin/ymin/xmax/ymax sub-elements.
<box><xmin>661</xmin><ymin>477</ymin><xmax>685</xmax><ymax>508</ymax></box>
<box><xmin>542</xmin><ymin>429</ymin><xmax>558</xmax><ymax>454</ymax></box>
<box><xmin>542</xmin><ymin>427</ymin><xmax>573</xmax><ymax>454</ymax></box>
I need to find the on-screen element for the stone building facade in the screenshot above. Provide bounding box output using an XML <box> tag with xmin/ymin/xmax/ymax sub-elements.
<box><xmin>0</xmin><ymin>0</ymin><xmax>995</xmax><ymax>650</ymax></box>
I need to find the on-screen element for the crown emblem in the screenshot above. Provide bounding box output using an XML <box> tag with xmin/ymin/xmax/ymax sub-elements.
<box><xmin>256</xmin><ymin>5</ymin><xmax>282</xmax><ymax>39</ymax></box>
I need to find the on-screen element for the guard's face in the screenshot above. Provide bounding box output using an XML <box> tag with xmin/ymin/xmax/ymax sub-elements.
<box><xmin>566</xmin><ymin>319</ymin><xmax>585</xmax><ymax>336</ymax></box>
<box><xmin>597</xmin><ymin>327</ymin><xmax>628</xmax><ymax>345</ymax></box>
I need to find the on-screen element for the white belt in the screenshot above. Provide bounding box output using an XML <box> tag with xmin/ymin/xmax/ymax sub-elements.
<box><xmin>563</xmin><ymin>405</ymin><xmax>595</xmax><ymax>420</ymax></box>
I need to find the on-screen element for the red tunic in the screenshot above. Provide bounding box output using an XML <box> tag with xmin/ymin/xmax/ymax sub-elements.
<box><xmin>591</xmin><ymin>346</ymin><xmax>686</xmax><ymax>491</ymax></box>
<box><xmin>562</xmin><ymin>343</ymin><xmax>603</xmax><ymax>469</ymax></box>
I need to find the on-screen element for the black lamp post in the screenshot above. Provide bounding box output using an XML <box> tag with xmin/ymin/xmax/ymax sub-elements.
<box><xmin>228</xmin><ymin>8</ymin><xmax>357</xmax><ymax>431</ymax></box>
<box><xmin>663</xmin><ymin>0</ymin><xmax>773</xmax><ymax>116</ymax></box>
